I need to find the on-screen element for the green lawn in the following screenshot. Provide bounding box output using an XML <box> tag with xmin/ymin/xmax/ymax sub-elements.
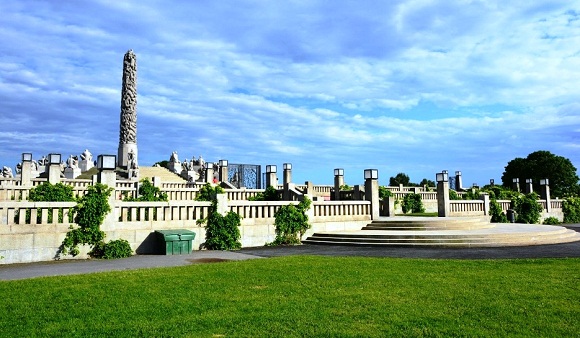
<box><xmin>1</xmin><ymin>256</ymin><xmax>579</xmax><ymax>337</ymax></box>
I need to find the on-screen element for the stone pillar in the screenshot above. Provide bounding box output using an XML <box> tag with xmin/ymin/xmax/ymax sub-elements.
<box><xmin>266</xmin><ymin>172</ymin><xmax>277</xmax><ymax>188</ymax></box>
<box><xmin>480</xmin><ymin>193</ymin><xmax>490</xmax><ymax>216</ymax></box>
<box><xmin>47</xmin><ymin>154</ymin><xmax>62</xmax><ymax>185</ymax></box>
<box><xmin>216</xmin><ymin>193</ymin><xmax>228</xmax><ymax>215</ymax></box>
<box><xmin>205</xmin><ymin>166</ymin><xmax>214</xmax><ymax>184</ymax></box>
<box><xmin>436</xmin><ymin>174</ymin><xmax>450</xmax><ymax>217</ymax></box>
<box><xmin>512</xmin><ymin>178</ymin><xmax>520</xmax><ymax>193</ymax></box>
<box><xmin>540</xmin><ymin>179</ymin><xmax>551</xmax><ymax>213</ymax></box>
<box><xmin>382</xmin><ymin>195</ymin><xmax>395</xmax><ymax>217</ymax></box>
<box><xmin>333</xmin><ymin>169</ymin><xmax>344</xmax><ymax>201</ymax></box>
<box><xmin>152</xmin><ymin>176</ymin><xmax>161</xmax><ymax>188</ymax></box>
<box><xmin>364</xmin><ymin>170</ymin><xmax>380</xmax><ymax>220</ymax></box>
<box><xmin>524</xmin><ymin>179</ymin><xmax>533</xmax><ymax>194</ymax></box>
<box><xmin>305</xmin><ymin>181</ymin><xmax>314</xmax><ymax>195</ymax></box>
<box><xmin>219</xmin><ymin>161</ymin><xmax>228</xmax><ymax>183</ymax></box>
<box><xmin>20</xmin><ymin>158</ymin><xmax>32</xmax><ymax>187</ymax></box>
<box><xmin>455</xmin><ymin>171</ymin><xmax>463</xmax><ymax>191</ymax></box>
<box><xmin>283</xmin><ymin>164</ymin><xmax>292</xmax><ymax>201</ymax></box>
<box><xmin>117</xmin><ymin>50</ymin><xmax>138</xmax><ymax>169</ymax></box>
<box><xmin>265</xmin><ymin>165</ymin><xmax>277</xmax><ymax>188</ymax></box>
<box><xmin>354</xmin><ymin>185</ymin><xmax>364</xmax><ymax>200</ymax></box>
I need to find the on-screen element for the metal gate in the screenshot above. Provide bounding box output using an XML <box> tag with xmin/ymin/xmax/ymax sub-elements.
<box><xmin>227</xmin><ymin>164</ymin><xmax>262</xmax><ymax>189</ymax></box>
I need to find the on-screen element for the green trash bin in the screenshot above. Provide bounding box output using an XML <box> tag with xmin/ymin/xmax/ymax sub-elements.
<box><xmin>155</xmin><ymin>229</ymin><xmax>196</xmax><ymax>255</ymax></box>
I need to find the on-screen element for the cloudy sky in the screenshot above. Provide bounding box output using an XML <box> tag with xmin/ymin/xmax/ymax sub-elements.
<box><xmin>1</xmin><ymin>1</ymin><xmax>579</xmax><ymax>186</ymax></box>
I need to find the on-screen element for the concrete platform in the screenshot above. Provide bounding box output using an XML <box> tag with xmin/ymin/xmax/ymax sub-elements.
<box><xmin>303</xmin><ymin>217</ymin><xmax>580</xmax><ymax>247</ymax></box>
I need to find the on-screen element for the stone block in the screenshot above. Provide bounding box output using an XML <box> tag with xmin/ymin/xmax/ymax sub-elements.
<box><xmin>64</xmin><ymin>167</ymin><xmax>81</xmax><ymax>179</ymax></box>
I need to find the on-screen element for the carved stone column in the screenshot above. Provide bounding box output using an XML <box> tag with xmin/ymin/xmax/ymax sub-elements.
<box><xmin>118</xmin><ymin>50</ymin><xmax>138</xmax><ymax>169</ymax></box>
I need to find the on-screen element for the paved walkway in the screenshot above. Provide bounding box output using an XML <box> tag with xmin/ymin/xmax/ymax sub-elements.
<box><xmin>1</xmin><ymin>225</ymin><xmax>579</xmax><ymax>281</ymax></box>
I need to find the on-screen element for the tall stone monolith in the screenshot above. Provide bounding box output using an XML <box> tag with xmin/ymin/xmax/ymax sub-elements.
<box><xmin>118</xmin><ymin>50</ymin><xmax>138</xmax><ymax>169</ymax></box>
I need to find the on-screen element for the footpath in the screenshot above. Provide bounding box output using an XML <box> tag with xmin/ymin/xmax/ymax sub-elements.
<box><xmin>1</xmin><ymin>225</ymin><xmax>579</xmax><ymax>281</ymax></box>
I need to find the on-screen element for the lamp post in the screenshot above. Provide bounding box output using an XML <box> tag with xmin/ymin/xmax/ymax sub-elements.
<box><xmin>205</xmin><ymin>163</ymin><xmax>215</xmax><ymax>184</ymax></box>
<box><xmin>218</xmin><ymin>159</ymin><xmax>228</xmax><ymax>183</ymax></box>
<box><xmin>333</xmin><ymin>168</ymin><xmax>344</xmax><ymax>201</ymax></box>
<box><xmin>540</xmin><ymin>178</ymin><xmax>551</xmax><ymax>212</ymax></box>
<box><xmin>512</xmin><ymin>178</ymin><xmax>520</xmax><ymax>193</ymax></box>
<box><xmin>524</xmin><ymin>178</ymin><xmax>533</xmax><ymax>194</ymax></box>
<box><xmin>364</xmin><ymin>169</ymin><xmax>379</xmax><ymax>220</ymax></box>
<box><xmin>265</xmin><ymin>165</ymin><xmax>277</xmax><ymax>188</ymax></box>
<box><xmin>436</xmin><ymin>171</ymin><xmax>450</xmax><ymax>217</ymax></box>
<box><xmin>96</xmin><ymin>154</ymin><xmax>117</xmax><ymax>188</ymax></box>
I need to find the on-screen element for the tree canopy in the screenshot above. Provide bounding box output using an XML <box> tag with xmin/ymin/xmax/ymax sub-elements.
<box><xmin>388</xmin><ymin>173</ymin><xmax>435</xmax><ymax>187</ymax></box>
<box><xmin>501</xmin><ymin>150</ymin><xmax>579</xmax><ymax>197</ymax></box>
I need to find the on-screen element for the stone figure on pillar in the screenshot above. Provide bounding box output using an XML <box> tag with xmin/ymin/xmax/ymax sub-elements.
<box><xmin>2</xmin><ymin>166</ymin><xmax>14</xmax><ymax>178</ymax></box>
<box><xmin>80</xmin><ymin>149</ymin><xmax>93</xmax><ymax>162</ymax></box>
<box><xmin>66</xmin><ymin>155</ymin><xmax>79</xmax><ymax>169</ymax></box>
<box><xmin>38</xmin><ymin>156</ymin><xmax>48</xmax><ymax>166</ymax></box>
<box><xmin>15</xmin><ymin>163</ymin><xmax>22</xmax><ymax>175</ymax></box>
<box><xmin>117</xmin><ymin>49</ymin><xmax>138</xmax><ymax>168</ymax></box>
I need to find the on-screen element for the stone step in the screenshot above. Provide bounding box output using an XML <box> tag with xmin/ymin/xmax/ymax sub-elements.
<box><xmin>303</xmin><ymin>225</ymin><xmax>580</xmax><ymax>247</ymax></box>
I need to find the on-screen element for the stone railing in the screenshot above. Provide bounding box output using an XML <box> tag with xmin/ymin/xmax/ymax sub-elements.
<box><xmin>116</xmin><ymin>200</ymin><xmax>212</xmax><ymax>223</ymax></box>
<box><xmin>449</xmin><ymin>200</ymin><xmax>485</xmax><ymax>216</ymax></box>
<box><xmin>1</xmin><ymin>201</ymin><xmax>77</xmax><ymax>226</ymax></box>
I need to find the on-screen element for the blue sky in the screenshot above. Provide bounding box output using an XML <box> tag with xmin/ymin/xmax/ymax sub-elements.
<box><xmin>1</xmin><ymin>1</ymin><xmax>579</xmax><ymax>186</ymax></box>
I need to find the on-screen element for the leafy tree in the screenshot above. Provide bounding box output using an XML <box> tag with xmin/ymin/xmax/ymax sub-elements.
<box><xmin>123</xmin><ymin>179</ymin><xmax>168</xmax><ymax>202</ymax></box>
<box><xmin>401</xmin><ymin>193</ymin><xmax>425</xmax><ymax>214</ymax></box>
<box><xmin>389</xmin><ymin>173</ymin><xmax>411</xmax><ymax>186</ymax></box>
<box><xmin>419</xmin><ymin>178</ymin><xmax>436</xmax><ymax>187</ymax></box>
<box><xmin>563</xmin><ymin>197</ymin><xmax>580</xmax><ymax>223</ymax></box>
<box><xmin>154</xmin><ymin>160</ymin><xmax>169</xmax><ymax>169</ymax></box>
<box><xmin>501</xmin><ymin>150</ymin><xmax>579</xmax><ymax>197</ymax></box>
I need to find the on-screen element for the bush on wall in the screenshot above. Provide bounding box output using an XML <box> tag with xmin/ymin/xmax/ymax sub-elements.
<box><xmin>271</xmin><ymin>196</ymin><xmax>311</xmax><ymax>245</ymax></box>
<box><xmin>401</xmin><ymin>193</ymin><xmax>425</xmax><ymax>214</ymax></box>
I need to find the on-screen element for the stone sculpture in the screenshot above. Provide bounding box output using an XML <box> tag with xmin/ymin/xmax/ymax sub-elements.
<box><xmin>38</xmin><ymin>156</ymin><xmax>48</xmax><ymax>166</ymax></box>
<box><xmin>2</xmin><ymin>166</ymin><xmax>14</xmax><ymax>178</ymax></box>
<box><xmin>80</xmin><ymin>149</ymin><xmax>93</xmax><ymax>162</ymax></box>
<box><xmin>66</xmin><ymin>155</ymin><xmax>79</xmax><ymax>169</ymax></box>
<box><xmin>118</xmin><ymin>49</ymin><xmax>138</xmax><ymax>168</ymax></box>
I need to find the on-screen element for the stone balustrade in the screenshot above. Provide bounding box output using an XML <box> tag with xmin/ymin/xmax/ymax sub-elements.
<box><xmin>449</xmin><ymin>200</ymin><xmax>485</xmax><ymax>215</ymax></box>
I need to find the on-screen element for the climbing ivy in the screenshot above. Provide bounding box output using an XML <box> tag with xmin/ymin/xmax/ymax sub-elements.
<box><xmin>197</xmin><ymin>184</ymin><xmax>242</xmax><ymax>250</ymax></box>
<box><xmin>60</xmin><ymin>183</ymin><xmax>131</xmax><ymax>259</ymax></box>
<box><xmin>489</xmin><ymin>199</ymin><xmax>508</xmax><ymax>223</ymax></box>
<box><xmin>271</xmin><ymin>196</ymin><xmax>311</xmax><ymax>245</ymax></box>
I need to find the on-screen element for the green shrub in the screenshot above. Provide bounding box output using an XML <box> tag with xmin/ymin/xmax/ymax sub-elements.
<box><xmin>124</xmin><ymin>179</ymin><xmax>168</xmax><ymax>201</ymax></box>
<box><xmin>90</xmin><ymin>239</ymin><xmax>132</xmax><ymax>259</ymax></box>
<box><xmin>271</xmin><ymin>197</ymin><xmax>311</xmax><ymax>245</ymax></box>
<box><xmin>379</xmin><ymin>186</ymin><xmax>393</xmax><ymax>199</ymax></box>
<box><xmin>449</xmin><ymin>189</ymin><xmax>462</xmax><ymax>200</ymax></box>
<box><xmin>202</xmin><ymin>210</ymin><xmax>242</xmax><ymax>250</ymax></box>
<box><xmin>195</xmin><ymin>183</ymin><xmax>225</xmax><ymax>201</ymax></box>
<box><xmin>543</xmin><ymin>217</ymin><xmax>561</xmax><ymax>225</ymax></box>
<box><xmin>28</xmin><ymin>182</ymin><xmax>76</xmax><ymax>224</ymax></box>
<box><xmin>248</xmin><ymin>186</ymin><xmax>280</xmax><ymax>201</ymax></box>
<box><xmin>511</xmin><ymin>193</ymin><xmax>543</xmax><ymax>224</ymax></box>
<box><xmin>339</xmin><ymin>184</ymin><xmax>351</xmax><ymax>191</ymax></box>
<box><xmin>563</xmin><ymin>197</ymin><xmax>580</xmax><ymax>223</ymax></box>
<box><xmin>489</xmin><ymin>199</ymin><xmax>508</xmax><ymax>223</ymax></box>
<box><xmin>401</xmin><ymin>193</ymin><xmax>425</xmax><ymax>214</ymax></box>
<box><xmin>198</xmin><ymin>186</ymin><xmax>242</xmax><ymax>250</ymax></box>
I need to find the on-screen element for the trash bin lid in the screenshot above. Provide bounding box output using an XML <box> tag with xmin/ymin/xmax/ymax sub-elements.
<box><xmin>155</xmin><ymin>229</ymin><xmax>196</xmax><ymax>241</ymax></box>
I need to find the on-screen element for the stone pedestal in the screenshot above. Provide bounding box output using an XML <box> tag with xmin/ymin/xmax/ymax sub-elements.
<box><xmin>79</xmin><ymin>160</ymin><xmax>94</xmax><ymax>172</ymax></box>
<box><xmin>168</xmin><ymin>161</ymin><xmax>180</xmax><ymax>174</ymax></box>
<box><xmin>455</xmin><ymin>173</ymin><xmax>463</xmax><ymax>191</ymax></box>
<box><xmin>97</xmin><ymin>170</ymin><xmax>117</xmax><ymax>190</ymax></box>
<box><xmin>118</xmin><ymin>143</ymin><xmax>137</xmax><ymax>169</ymax></box>
<box><xmin>181</xmin><ymin>170</ymin><xmax>199</xmax><ymax>182</ymax></box>
<box><xmin>382</xmin><ymin>195</ymin><xmax>395</xmax><ymax>217</ymax></box>
<box><xmin>525</xmin><ymin>181</ymin><xmax>533</xmax><ymax>194</ymax></box>
<box><xmin>64</xmin><ymin>167</ymin><xmax>81</xmax><ymax>179</ymax></box>
<box><xmin>541</xmin><ymin>185</ymin><xmax>551</xmax><ymax>212</ymax></box>
<box><xmin>365</xmin><ymin>178</ymin><xmax>380</xmax><ymax>220</ymax></box>
<box><xmin>437</xmin><ymin>181</ymin><xmax>450</xmax><ymax>217</ymax></box>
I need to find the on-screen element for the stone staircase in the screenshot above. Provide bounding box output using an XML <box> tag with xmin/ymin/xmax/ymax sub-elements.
<box><xmin>139</xmin><ymin>166</ymin><xmax>187</xmax><ymax>182</ymax></box>
<box><xmin>303</xmin><ymin>217</ymin><xmax>580</xmax><ymax>247</ymax></box>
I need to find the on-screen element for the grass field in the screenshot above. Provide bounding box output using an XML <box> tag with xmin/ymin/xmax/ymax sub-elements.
<box><xmin>1</xmin><ymin>256</ymin><xmax>579</xmax><ymax>337</ymax></box>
